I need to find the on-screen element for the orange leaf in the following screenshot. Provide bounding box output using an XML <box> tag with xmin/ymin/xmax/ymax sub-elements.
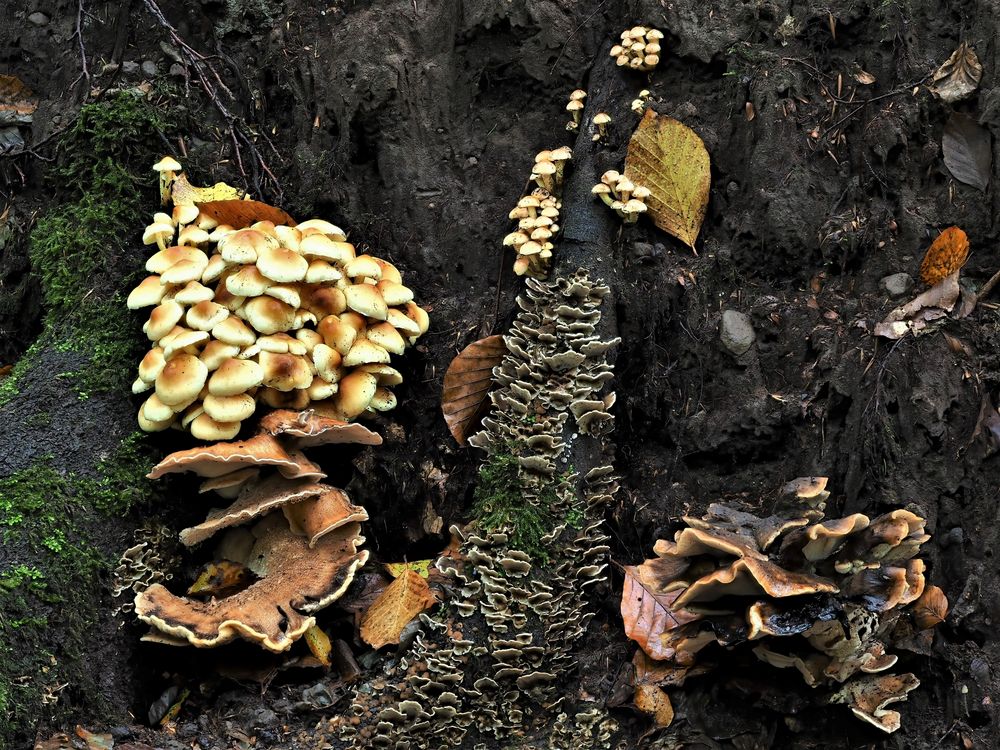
<box><xmin>359</xmin><ymin>569</ymin><xmax>437</xmax><ymax>649</ymax></box>
<box><xmin>634</xmin><ymin>684</ymin><xmax>674</xmax><ymax>727</ymax></box>
<box><xmin>197</xmin><ymin>199</ymin><xmax>297</xmax><ymax>229</ymax></box>
<box><xmin>304</xmin><ymin>624</ymin><xmax>333</xmax><ymax>667</ymax></box>
<box><xmin>919</xmin><ymin>226</ymin><xmax>969</xmax><ymax>286</ymax></box>
<box><xmin>625</xmin><ymin>109</ymin><xmax>711</xmax><ymax>249</ymax></box>
<box><xmin>441</xmin><ymin>335</ymin><xmax>507</xmax><ymax>445</ymax></box>
<box><xmin>912</xmin><ymin>584</ymin><xmax>949</xmax><ymax>630</ymax></box>
<box><xmin>0</xmin><ymin>75</ymin><xmax>37</xmax><ymax>120</ymax></box>
<box><xmin>621</xmin><ymin>564</ymin><xmax>701</xmax><ymax>661</ymax></box>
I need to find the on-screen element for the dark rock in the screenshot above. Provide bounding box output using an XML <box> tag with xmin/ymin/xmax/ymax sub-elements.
<box><xmin>122</xmin><ymin>60</ymin><xmax>140</xmax><ymax>75</ymax></box>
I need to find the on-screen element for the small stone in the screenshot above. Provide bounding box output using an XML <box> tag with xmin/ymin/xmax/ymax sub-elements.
<box><xmin>169</xmin><ymin>63</ymin><xmax>185</xmax><ymax>78</ymax></box>
<box><xmin>100</xmin><ymin>62</ymin><xmax>120</xmax><ymax>75</ymax></box>
<box><xmin>122</xmin><ymin>61</ymin><xmax>140</xmax><ymax>75</ymax></box>
<box><xmin>880</xmin><ymin>272</ymin><xmax>913</xmax><ymax>297</ymax></box>
<box><xmin>141</xmin><ymin>60</ymin><xmax>159</xmax><ymax>77</ymax></box>
<box><xmin>720</xmin><ymin>310</ymin><xmax>756</xmax><ymax>356</ymax></box>
<box><xmin>27</xmin><ymin>11</ymin><xmax>49</xmax><ymax>26</ymax></box>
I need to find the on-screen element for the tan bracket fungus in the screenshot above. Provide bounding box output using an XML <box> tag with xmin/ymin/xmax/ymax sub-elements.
<box><xmin>621</xmin><ymin>480</ymin><xmax>944</xmax><ymax>732</ymax></box>
<box><xmin>135</xmin><ymin>515</ymin><xmax>368</xmax><ymax>652</ymax></box>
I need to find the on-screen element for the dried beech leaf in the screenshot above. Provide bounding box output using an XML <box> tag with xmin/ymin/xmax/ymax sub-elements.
<box><xmin>928</xmin><ymin>42</ymin><xmax>982</xmax><ymax>103</ymax></box>
<box><xmin>197</xmin><ymin>199</ymin><xmax>297</xmax><ymax>229</ymax></box>
<box><xmin>632</xmin><ymin>649</ymin><xmax>700</xmax><ymax>687</ymax></box>
<box><xmin>0</xmin><ymin>74</ymin><xmax>37</xmax><ymax>125</ymax></box>
<box><xmin>360</xmin><ymin>569</ymin><xmax>437</xmax><ymax>649</ymax></box>
<box><xmin>913</xmin><ymin>584</ymin><xmax>948</xmax><ymax>630</ymax></box>
<box><xmin>875</xmin><ymin>271</ymin><xmax>960</xmax><ymax>340</ymax></box>
<box><xmin>625</xmin><ymin>109</ymin><xmax>711</xmax><ymax>249</ymax></box>
<box><xmin>621</xmin><ymin>564</ymin><xmax>700</xmax><ymax>660</ymax></box>
<box><xmin>441</xmin><ymin>335</ymin><xmax>507</xmax><ymax>445</ymax></box>
<box><xmin>187</xmin><ymin>559</ymin><xmax>255</xmax><ymax>597</ymax></box>
<box><xmin>634</xmin><ymin>684</ymin><xmax>675</xmax><ymax>727</ymax></box>
<box><xmin>304</xmin><ymin>624</ymin><xmax>333</xmax><ymax>667</ymax></box>
<box><xmin>942</xmin><ymin>114</ymin><xmax>991</xmax><ymax>191</ymax></box>
<box><xmin>919</xmin><ymin>226</ymin><xmax>969</xmax><ymax>286</ymax></box>
<box><xmin>384</xmin><ymin>560</ymin><xmax>433</xmax><ymax>579</ymax></box>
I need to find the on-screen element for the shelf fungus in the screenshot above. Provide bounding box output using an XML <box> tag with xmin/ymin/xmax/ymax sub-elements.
<box><xmin>621</xmin><ymin>480</ymin><xmax>944</xmax><ymax>732</ymax></box>
<box><xmin>592</xmin><ymin>170</ymin><xmax>650</xmax><ymax>224</ymax></box>
<box><xmin>130</xmin><ymin>158</ymin><xmax>430</xmax><ymax>437</ymax></box>
<box><xmin>135</xmin><ymin>514</ymin><xmax>368</xmax><ymax>652</ymax></box>
<box><xmin>610</xmin><ymin>26</ymin><xmax>663</xmax><ymax>71</ymax></box>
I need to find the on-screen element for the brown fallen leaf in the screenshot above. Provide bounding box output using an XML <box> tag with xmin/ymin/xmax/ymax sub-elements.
<box><xmin>621</xmin><ymin>564</ymin><xmax>702</xmax><ymax>661</ymax></box>
<box><xmin>359</xmin><ymin>569</ymin><xmax>437</xmax><ymax>649</ymax></box>
<box><xmin>634</xmin><ymin>683</ymin><xmax>674</xmax><ymax>727</ymax></box>
<box><xmin>919</xmin><ymin>226</ymin><xmax>969</xmax><ymax>286</ymax></box>
<box><xmin>304</xmin><ymin>624</ymin><xmax>333</xmax><ymax>667</ymax></box>
<box><xmin>912</xmin><ymin>584</ymin><xmax>948</xmax><ymax>630</ymax></box>
<box><xmin>441</xmin><ymin>335</ymin><xmax>507</xmax><ymax>445</ymax></box>
<box><xmin>928</xmin><ymin>42</ymin><xmax>982</xmax><ymax>103</ymax></box>
<box><xmin>633</xmin><ymin>649</ymin><xmax>703</xmax><ymax>687</ymax></box>
<box><xmin>625</xmin><ymin>109</ymin><xmax>711</xmax><ymax>249</ymax></box>
<box><xmin>0</xmin><ymin>74</ymin><xmax>37</xmax><ymax>125</ymax></box>
<box><xmin>942</xmin><ymin>114</ymin><xmax>991</xmax><ymax>191</ymax></box>
<box><xmin>874</xmin><ymin>271</ymin><xmax>960</xmax><ymax>340</ymax></box>
<box><xmin>187</xmin><ymin>559</ymin><xmax>255</xmax><ymax>598</ymax></box>
<box><xmin>197</xmin><ymin>199</ymin><xmax>297</xmax><ymax>229</ymax></box>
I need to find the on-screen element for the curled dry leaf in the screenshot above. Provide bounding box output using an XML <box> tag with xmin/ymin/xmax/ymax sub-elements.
<box><xmin>187</xmin><ymin>559</ymin><xmax>255</xmax><ymax>598</ymax></box>
<box><xmin>304</xmin><ymin>624</ymin><xmax>333</xmax><ymax>667</ymax></box>
<box><xmin>441</xmin><ymin>334</ymin><xmax>507</xmax><ymax>445</ymax></box>
<box><xmin>625</xmin><ymin>109</ymin><xmax>711</xmax><ymax>249</ymax></box>
<box><xmin>385</xmin><ymin>560</ymin><xmax>433</xmax><ymax>578</ymax></box>
<box><xmin>874</xmin><ymin>271</ymin><xmax>960</xmax><ymax>340</ymax></box>
<box><xmin>919</xmin><ymin>226</ymin><xmax>969</xmax><ymax>286</ymax></box>
<box><xmin>913</xmin><ymin>584</ymin><xmax>948</xmax><ymax>630</ymax></box>
<box><xmin>942</xmin><ymin>114</ymin><xmax>991</xmax><ymax>191</ymax></box>
<box><xmin>197</xmin><ymin>199</ymin><xmax>297</xmax><ymax>229</ymax></box>
<box><xmin>634</xmin><ymin>683</ymin><xmax>675</xmax><ymax>727</ymax></box>
<box><xmin>928</xmin><ymin>42</ymin><xmax>982</xmax><ymax>103</ymax></box>
<box><xmin>359</xmin><ymin>569</ymin><xmax>437</xmax><ymax>649</ymax></box>
<box><xmin>621</xmin><ymin>563</ymin><xmax>701</xmax><ymax>661</ymax></box>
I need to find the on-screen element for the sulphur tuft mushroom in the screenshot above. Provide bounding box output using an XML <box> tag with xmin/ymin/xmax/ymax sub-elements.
<box><xmin>593</xmin><ymin>171</ymin><xmax>650</xmax><ymax>223</ymax></box>
<box><xmin>631</xmin><ymin>89</ymin><xmax>651</xmax><ymax>114</ymax></box>
<box><xmin>611</xmin><ymin>27</ymin><xmax>664</xmax><ymax>72</ymax></box>
<box><xmin>565</xmin><ymin>89</ymin><xmax>587</xmax><ymax>132</ymax></box>
<box><xmin>591</xmin><ymin>112</ymin><xmax>611</xmax><ymax>142</ymax></box>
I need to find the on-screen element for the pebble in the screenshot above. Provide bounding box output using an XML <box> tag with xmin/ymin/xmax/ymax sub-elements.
<box><xmin>880</xmin><ymin>272</ymin><xmax>913</xmax><ymax>297</ymax></box>
<box><xmin>141</xmin><ymin>60</ymin><xmax>159</xmax><ymax>77</ymax></box>
<box><xmin>122</xmin><ymin>61</ymin><xmax>140</xmax><ymax>75</ymax></box>
<box><xmin>27</xmin><ymin>11</ymin><xmax>49</xmax><ymax>26</ymax></box>
<box><xmin>720</xmin><ymin>309</ymin><xmax>756</xmax><ymax>356</ymax></box>
<box><xmin>169</xmin><ymin>63</ymin><xmax>186</xmax><ymax>78</ymax></box>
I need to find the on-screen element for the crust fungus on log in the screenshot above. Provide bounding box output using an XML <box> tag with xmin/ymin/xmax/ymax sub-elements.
<box><xmin>135</xmin><ymin>516</ymin><xmax>368</xmax><ymax>652</ymax></box>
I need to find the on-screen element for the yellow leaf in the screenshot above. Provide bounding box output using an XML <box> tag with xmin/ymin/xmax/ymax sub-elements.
<box><xmin>187</xmin><ymin>560</ymin><xmax>254</xmax><ymax>597</ymax></box>
<box><xmin>625</xmin><ymin>109</ymin><xmax>711</xmax><ymax>249</ymax></box>
<box><xmin>359</xmin><ymin>569</ymin><xmax>437</xmax><ymax>649</ymax></box>
<box><xmin>634</xmin><ymin>683</ymin><xmax>674</xmax><ymax>727</ymax></box>
<box><xmin>304</xmin><ymin>624</ymin><xmax>333</xmax><ymax>667</ymax></box>
<box><xmin>171</xmin><ymin>172</ymin><xmax>246</xmax><ymax>206</ymax></box>
<box><xmin>384</xmin><ymin>560</ymin><xmax>433</xmax><ymax>579</ymax></box>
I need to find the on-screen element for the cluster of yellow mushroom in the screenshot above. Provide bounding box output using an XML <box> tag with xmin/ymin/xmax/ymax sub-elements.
<box><xmin>610</xmin><ymin>26</ymin><xmax>663</xmax><ymax>71</ymax></box>
<box><xmin>502</xmin><ymin>147</ymin><xmax>571</xmax><ymax>279</ymax></box>
<box><xmin>129</xmin><ymin>160</ymin><xmax>429</xmax><ymax>439</ymax></box>
<box><xmin>565</xmin><ymin>89</ymin><xmax>587</xmax><ymax>132</ymax></box>
<box><xmin>591</xmin><ymin>170</ymin><xmax>649</xmax><ymax>224</ymax></box>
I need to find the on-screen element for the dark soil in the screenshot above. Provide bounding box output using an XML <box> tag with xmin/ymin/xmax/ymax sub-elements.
<box><xmin>1</xmin><ymin>0</ymin><xmax>998</xmax><ymax>748</ymax></box>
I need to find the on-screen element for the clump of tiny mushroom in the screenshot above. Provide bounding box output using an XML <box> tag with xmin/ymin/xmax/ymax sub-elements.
<box><xmin>631</xmin><ymin>89</ymin><xmax>651</xmax><ymax>114</ymax></box>
<box><xmin>130</xmin><ymin>159</ymin><xmax>430</xmax><ymax>440</ymax></box>
<box><xmin>565</xmin><ymin>89</ymin><xmax>587</xmax><ymax>132</ymax></box>
<box><xmin>610</xmin><ymin>26</ymin><xmax>663</xmax><ymax>71</ymax></box>
<box><xmin>502</xmin><ymin>147</ymin><xmax>571</xmax><ymax>279</ymax></box>
<box><xmin>591</xmin><ymin>170</ymin><xmax>649</xmax><ymax>224</ymax></box>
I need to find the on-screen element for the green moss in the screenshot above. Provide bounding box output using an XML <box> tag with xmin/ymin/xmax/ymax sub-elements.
<box><xmin>472</xmin><ymin>445</ymin><xmax>554</xmax><ymax>560</ymax></box>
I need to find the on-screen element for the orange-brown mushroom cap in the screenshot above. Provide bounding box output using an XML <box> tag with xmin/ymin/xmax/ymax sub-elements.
<box><xmin>147</xmin><ymin>433</ymin><xmax>326</xmax><ymax>480</ymax></box>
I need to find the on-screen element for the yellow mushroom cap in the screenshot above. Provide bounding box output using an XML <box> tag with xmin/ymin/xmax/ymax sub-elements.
<box><xmin>155</xmin><ymin>353</ymin><xmax>208</xmax><ymax>406</ymax></box>
<box><xmin>173</xmin><ymin>204</ymin><xmax>200</xmax><ymax>226</ymax></box>
<box><xmin>259</xmin><ymin>351</ymin><xmax>313</xmax><ymax>391</ymax></box>
<box><xmin>317</xmin><ymin>315</ymin><xmax>359</xmax><ymax>355</ymax></box>
<box><xmin>142</xmin><ymin>222</ymin><xmax>176</xmax><ymax>247</ymax></box>
<box><xmin>302</xmin><ymin>286</ymin><xmax>347</xmax><ymax>318</ymax></box>
<box><xmin>376</xmin><ymin>280</ymin><xmax>414</xmax><ymax>306</ymax></box>
<box><xmin>593</xmin><ymin>112</ymin><xmax>611</xmax><ymax>125</ymax></box>
<box><xmin>343</xmin><ymin>338</ymin><xmax>391</xmax><ymax>367</ymax></box>
<box><xmin>138</xmin><ymin>410</ymin><xmax>174</xmax><ymax>433</ymax></box>
<box><xmin>199</xmin><ymin>340</ymin><xmax>240</xmax><ymax>371</ymax></box>
<box><xmin>144</xmin><ymin>301</ymin><xmax>185</xmax><ymax>341</ymax></box>
<box><xmin>173</xmin><ymin>281</ymin><xmax>215</xmax><ymax>305</ymax></box>
<box><xmin>226</xmin><ymin>265</ymin><xmax>273</xmax><ymax>297</ymax></box>
<box><xmin>160</xmin><ymin>259</ymin><xmax>207</xmax><ymax>286</ymax></box>
<box><xmin>201</xmin><ymin>254</ymin><xmax>230</xmax><ymax>284</ymax></box>
<box><xmin>273</xmin><ymin>225</ymin><xmax>302</xmax><ymax>251</ymax></box>
<box><xmin>345</xmin><ymin>255</ymin><xmax>383</xmax><ymax>279</ymax></box>
<box><xmin>203</xmin><ymin>393</ymin><xmax>256</xmax><ymax>423</ymax></box>
<box><xmin>344</xmin><ymin>284</ymin><xmax>388</xmax><ymax>321</ymax></box>
<box><xmin>138</xmin><ymin>347</ymin><xmax>167</xmax><ymax>383</ymax></box>
<box><xmin>307</xmin><ymin>377</ymin><xmax>338</xmax><ymax>401</ymax></box>
<box><xmin>312</xmin><ymin>344</ymin><xmax>342</xmax><ymax>382</ymax></box>
<box><xmin>146</xmin><ymin>246</ymin><xmax>208</xmax><ymax>275</ymax></box>
<box><xmin>243</xmin><ymin>296</ymin><xmax>296</xmax><ymax>335</ymax></box>
<box><xmin>305</xmin><ymin>260</ymin><xmax>343</xmax><ymax>284</ymax></box>
<box><xmin>257</xmin><ymin>245</ymin><xmax>309</xmax><ymax>283</ymax></box>
<box><xmin>296</xmin><ymin>219</ymin><xmax>347</xmax><ymax>240</ymax></box>
<box><xmin>375</xmin><ymin>259</ymin><xmax>403</xmax><ymax>284</ymax></box>
<box><xmin>365</xmin><ymin>322</ymin><xmax>406</xmax><ymax>355</ymax></box>
<box><xmin>208</xmin><ymin>357</ymin><xmax>264</xmax><ymax>396</ymax></box>
<box><xmin>189</xmin><ymin>413</ymin><xmax>241</xmax><ymax>441</ymax></box>
<box><xmin>153</xmin><ymin>156</ymin><xmax>182</xmax><ymax>172</ymax></box>
<box><xmin>570</xmin><ymin>89</ymin><xmax>587</xmax><ymax>100</ymax></box>
<box><xmin>178</xmin><ymin>226</ymin><xmax>211</xmax><ymax>246</ymax></box>
<box><xmin>264</xmin><ymin>284</ymin><xmax>302</xmax><ymax>309</ymax></box>
<box><xmin>296</xmin><ymin>328</ymin><xmax>323</xmax><ymax>352</ymax></box>
<box><xmin>211</xmin><ymin>316</ymin><xmax>257</xmax><ymax>347</ymax></box>
<box><xmin>258</xmin><ymin>333</ymin><xmax>307</xmax><ymax>356</ymax></box>
<box><xmin>219</xmin><ymin>229</ymin><xmax>276</xmax><ymax>264</ymax></box>
<box><xmin>357</xmin><ymin>363</ymin><xmax>404</xmax><ymax>386</ymax></box>
<box><xmin>128</xmin><ymin>276</ymin><xmax>168</xmax><ymax>309</ymax></box>
<box><xmin>162</xmin><ymin>329</ymin><xmax>209</xmax><ymax>357</ymax></box>
<box><xmin>368</xmin><ymin>387</ymin><xmax>397</xmax><ymax>412</ymax></box>
<box><xmin>186</xmin><ymin>301</ymin><xmax>230</xmax><ymax>331</ymax></box>
<box><xmin>334</xmin><ymin>371</ymin><xmax>378</xmax><ymax>419</ymax></box>
<box><xmin>403</xmin><ymin>302</ymin><xmax>430</xmax><ymax>338</ymax></box>
<box><xmin>212</xmin><ymin>284</ymin><xmax>246</xmax><ymax>313</ymax></box>
<box><xmin>387</xmin><ymin>308</ymin><xmax>421</xmax><ymax>337</ymax></box>
<box><xmin>299</xmin><ymin>234</ymin><xmax>355</xmax><ymax>263</ymax></box>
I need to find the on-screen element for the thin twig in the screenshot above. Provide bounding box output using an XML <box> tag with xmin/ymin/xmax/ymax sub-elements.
<box><xmin>963</xmin><ymin>266</ymin><xmax>1000</xmax><ymax>315</ymax></box>
<box><xmin>70</xmin><ymin>0</ymin><xmax>91</xmax><ymax>93</ymax></box>
<box><xmin>816</xmin><ymin>77</ymin><xmax>929</xmax><ymax>144</ymax></box>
